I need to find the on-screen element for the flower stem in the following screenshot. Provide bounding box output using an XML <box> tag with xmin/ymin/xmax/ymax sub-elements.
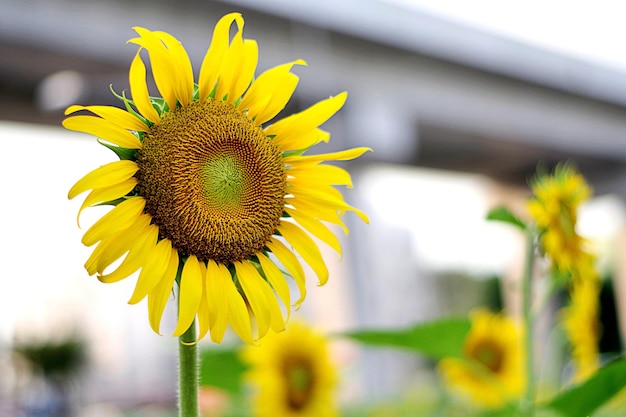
<box><xmin>178</xmin><ymin>321</ymin><xmax>199</xmax><ymax>417</ymax></box>
<box><xmin>522</xmin><ymin>230</ymin><xmax>536</xmax><ymax>417</ymax></box>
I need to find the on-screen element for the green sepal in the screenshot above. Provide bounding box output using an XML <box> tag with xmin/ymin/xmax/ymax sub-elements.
<box><xmin>543</xmin><ymin>355</ymin><xmax>626</xmax><ymax>417</ymax></box>
<box><xmin>150</xmin><ymin>96</ymin><xmax>169</xmax><ymax>115</ymax></box>
<box><xmin>109</xmin><ymin>85</ymin><xmax>151</xmax><ymax>128</ymax></box>
<box><xmin>282</xmin><ymin>147</ymin><xmax>310</xmax><ymax>159</ymax></box>
<box><xmin>97</xmin><ymin>139</ymin><xmax>138</xmax><ymax>161</ymax></box>
<box><xmin>94</xmin><ymin>197</ymin><xmax>127</xmax><ymax>208</ymax></box>
<box><xmin>208</xmin><ymin>83</ymin><xmax>217</xmax><ymax>100</ymax></box>
<box><xmin>192</xmin><ymin>83</ymin><xmax>200</xmax><ymax>101</ymax></box>
<box><xmin>342</xmin><ymin>317</ymin><xmax>471</xmax><ymax>360</ymax></box>
<box><xmin>486</xmin><ymin>206</ymin><xmax>528</xmax><ymax>231</ymax></box>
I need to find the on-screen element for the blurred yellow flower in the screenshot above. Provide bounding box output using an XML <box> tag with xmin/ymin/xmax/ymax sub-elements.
<box><xmin>438</xmin><ymin>309</ymin><xmax>525</xmax><ymax>409</ymax></box>
<box><xmin>241</xmin><ymin>321</ymin><xmax>338</xmax><ymax>417</ymax></box>
<box><xmin>528</xmin><ymin>163</ymin><xmax>601</xmax><ymax>382</ymax></box>
<box><xmin>527</xmin><ymin>163</ymin><xmax>592</xmax><ymax>276</ymax></box>
<box><xmin>561</xmin><ymin>267</ymin><xmax>602</xmax><ymax>382</ymax></box>
<box><xmin>64</xmin><ymin>13</ymin><xmax>369</xmax><ymax>344</ymax></box>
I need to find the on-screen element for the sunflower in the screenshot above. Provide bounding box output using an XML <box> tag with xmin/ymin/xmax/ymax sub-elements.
<box><xmin>438</xmin><ymin>309</ymin><xmax>525</xmax><ymax>409</ymax></box>
<box><xmin>240</xmin><ymin>321</ymin><xmax>338</xmax><ymax>417</ymax></box>
<box><xmin>560</xmin><ymin>264</ymin><xmax>602</xmax><ymax>383</ymax></box>
<box><xmin>527</xmin><ymin>163</ymin><xmax>592</xmax><ymax>278</ymax></box>
<box><xmin>64</xmin><ymin>13</ymin><xmax>369</xmax><ymax>344</ymax></box>
<box><xmin>527</xmin><ymin>164</ymin><xmax>601</xmax><ymax>381</ymax></box>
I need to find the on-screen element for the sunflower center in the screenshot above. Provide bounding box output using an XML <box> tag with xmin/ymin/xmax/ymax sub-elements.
<box><xmin>202</xmin><ymin>155</ymin><xmax>245</xmax><ymax>209</ymax></box>
<box><xmin>136</xmin><ymin>99</ymin><xmax>286</xmax><ymax>264</ymax></box>
<box><xmin>468</xmin><ymin>339</ymin><xmax>504</xmax><ymax>373</ymax></box>
<box><xmin>283</xmin><ymin>358</ymin><xmax>315</xmax><ymax>411</ymax></box>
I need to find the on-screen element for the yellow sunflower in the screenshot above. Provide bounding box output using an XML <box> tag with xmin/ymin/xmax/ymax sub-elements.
<box><xmin>64</xmin><ymin>13</ymin><xmax>370</xmax><ymax>344</ymax></box>
<box><xmin>527</xmin><ymin>163</ymin><xmax>601</xmax><ymax>382</ymax></box>
<box><xmin>527</xmin><ymin>163</ymin><xmax>592</xmax><ymax>277</ymax></box>
<box><xmin>560</xmin><ymin>266</ymin><xmax>602</xmax><ymax>383</ymax></box>
<box><xmin>240</xmin><ymin>321</ymin><xmax>338</xmax><ymax>417</ymax></box>
<box><xmin>438</xmin><ymin>309</ymin><xmax>525</xmax><ymax>409</ymax></box>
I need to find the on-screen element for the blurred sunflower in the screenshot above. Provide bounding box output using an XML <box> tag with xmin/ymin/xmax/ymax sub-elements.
<box><xmin>438</xmin><ymin>309</ymin><xmax>525</xmax><ymax>409</ymax></box>
<box><xmin>65</xmin><ymin>12</ymin><xmax>369</xmax><ymax>344</ymax></box>
<box><xmin>528</xmin><ymin>163</ymin><xmax>601</xmax><ymax>382</ymax></box>
<box><xmin>241</xmin><ymin>321</ymin><xmax>338</xmax><ymax>417</ymax></box>
<box><xmin>560</xmin><ymin>265</ymin><xmax>602</xmax><ymax>383</ymax></box>
<box><xmin>527</xmin><ymin>163</ymin><xmax>592</xmax><ymax>277</ymax></box>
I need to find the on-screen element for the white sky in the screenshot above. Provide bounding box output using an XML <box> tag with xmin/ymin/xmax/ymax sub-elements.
<box><xmin>387</xmin><ymin>0</ymin><xmax>626</xmax><ymax>72</ymax></box>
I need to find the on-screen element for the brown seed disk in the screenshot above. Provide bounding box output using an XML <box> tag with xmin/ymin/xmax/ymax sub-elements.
<box><xmin>135</xmin><ymin>99</ymin><xmax>286</xmax><ymax>264</ymax></box>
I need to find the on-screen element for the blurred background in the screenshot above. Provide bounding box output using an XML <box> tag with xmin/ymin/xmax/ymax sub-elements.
<box><xmin>2</xmin><ymin>0</ymin><xmax>626</xmax><ymax>415</ymax></box>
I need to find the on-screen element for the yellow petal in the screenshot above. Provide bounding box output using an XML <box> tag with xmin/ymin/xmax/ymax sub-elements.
<box><xmin>198</xmin><ymin>13</ymin><xmax>244</xmax><ymax>101</ymax></box>
<box><xmin>154</xmin><ymin>30</ymin><xmax>194</xmax><ymax>107</ymax></box>
<box><xmin>98</xmin><ymin>224</ymin><xmax>158</xmax><ymax>283</ymax></box>
<box><xmin>284</xmin><ymin>147</ymin><xmax>372</xmax><ymax>165</ymax></box>
<box><xmin>286</xmin><ymin>195</ymin><xmax>348</xmax><ymax>234</ymax></box>
<box><xmin>278</xmin><ymin>221</ymin><xmax>329</xmax><ymax>285</ymax></box>
<box><xmin>235</xmin><ymin>260</ymin><xmax>285</xmax><ymax>339</ymax></box>
<box><xmin>204</xmin><ymin>260</ymin><xmax>256</xmax><ymax>344</ymax></box>
<box><xmin>266</xmin><ymin>237</ymin><xmax>307</xmax><ymax>306</ymax></box>
<box><xmin>266</xmin><ymin>92</ymin><xmax>346</xmax><ymax>148</ymax></box>
<box><xmin>129</xmin><ymin>28</ymin><xmax>177</xmax><ymax>111</ymax></box>
<box><xmin>173</xmin><ymin>255</ymin><xmax>203</xmax><ymax>336</ymax></box>
<box><xmin>230</xmin><ymin>40</ymin><xmax>258</xmax><ymax>102</ymax></box>
<box><xmin>239</xmin><ymin>60</ymin><xmax>306</xmax><ymax>124</ymax></box>
<box><xmin>65</xmin><ymin>105</ymin><xmax>148</xmax><ymax>132</ymax></box>
<box><xmin>271</xmin><ymin>128</ymin><xmax>329</xmax><ymax>152</ymax></box>
<box><xmin>63</xmin><ymin>116</ymin><xmax>142</xmax><ymax>149</ymax></box>
<box><xmin>81</xmin><ymin>197</ymin><xmax>146</xmax><ymax>247</ymax></box>
<box><xmin>290</xmin><ymin>185</ymin><xmax>370</xmax><ymax>224</ymax></box>
<box><xmin>84</xmin><ymin>240</ymin><xmax>108</xmax><ymax>277</ymax></box>
<box><xmin>128</xmin><ymin>238</ymin><xmax>173</xmax><ymax>304</ymax></box>
<box><xmin>205</xmin><ymin>260</ymin><xmax>229</xmax><ymax>343</ymax></box>
<box><xmin>69</xmin><ymin>160</ymin><xmax>138</xmax><ymax>200</ymax></box>
<box><xmin>87</xmin><ymin>214</ymin><xmax>152</xmax><ymax>275</ymax></box>
<box><xmin>147</xmin><ymin>248</ymin><xmax>179</xmax><ymax>334</ymax></box>
<box><xmin>129</xmin><ymin>52</ymin><xmax>160</xmax><ymax>124</ymax></box>
<box><xmin>214</xmin><ymin>33</ymin><xmax>258</xmax><ymax>103</ymax></box>
<box><xmin>77</xmin><ymin>178</ymin><xmax>137</xmax><ymax>227</ymax></box>
<box><xmin>257</xmin><ymin>253</ymin><xmax>291</xmax><ymax>313</ymax></box>
<box><xmin>285</xmin><ymin>207</ymin><xmax>342</xmax><ymax>255</ymax></box>
<box><xmin>288</xmin><ymin>164</ymin><xmax>353</xmax><ymax>188</ymax></box>
<box><xmin>226</xmin><ymin>284</ymin><xmax>255</xmax><ymax>344</ymax></box>
<box><xmin>195</xmin><ymin>261</ymin><xmax>211</xmax><ymax>341</ymax></box>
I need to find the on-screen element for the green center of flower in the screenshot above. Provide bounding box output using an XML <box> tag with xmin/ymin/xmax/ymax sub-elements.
<box><xmin>136</xmin><ymin>99</ymin><xmax>286</xmax><ymax>264</ymax></box>
<box><xmin>469</xmin><ymin>339</ymin><xmax>504</xmax><ymax>373</ymax></box>
<box><xmin>283</xmin><ymin>358</ymin><xmax>315</xmax><ymax>410</ymax></box>
<box><xmin>201</xmin><ymin>155</ymin><xmax>245</xmax><ymax>209</ymax></box>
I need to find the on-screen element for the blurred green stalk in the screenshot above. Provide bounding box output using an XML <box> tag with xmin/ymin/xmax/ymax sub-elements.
<box><xmin>522</xmin><ymin>230</ymin><xmax>536</xmax><ymax>417</ymax></box>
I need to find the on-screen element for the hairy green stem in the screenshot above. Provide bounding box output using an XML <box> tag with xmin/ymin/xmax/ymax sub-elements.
<box><xmin>522</xmin><ymin>231</ymin><xmax>536</xmax><ymax>417</ymax></box>
<box><xmin>178</xmin><ymin>321</ymin><xmax>199</xmax><ymax>417</ymax></box>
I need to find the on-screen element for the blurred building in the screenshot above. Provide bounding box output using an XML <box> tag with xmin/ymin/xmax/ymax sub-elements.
<box><xmin>3</xmin><ymin>0</ymin><xmax>626</xmax><ymax>410</ymax></box>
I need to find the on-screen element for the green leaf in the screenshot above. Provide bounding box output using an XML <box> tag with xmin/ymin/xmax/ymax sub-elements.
<box><xmin>199</xmin><ymin>346</ymin><xmax>248</xmax><ymax>395</ymax></box>
<box><xmin>486</xmin><ymin>206</ymin><xmax>527</xmax><ymax>230</ymax></box>
<box><xmin>342</xmin><ymin>317</ymin><xmax>471</xmax><ymax>360</ymax></box>
<box><xmin>544</xmin><ymin>355</ymin><xmax>626</xmax><ymax>417</ymax></box>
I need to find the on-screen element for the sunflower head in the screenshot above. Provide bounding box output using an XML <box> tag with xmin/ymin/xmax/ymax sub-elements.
<box><xmin>527</xmin><ymin>163</ymin><xmax>592</xmax><ymax>277</ymax></box>
<box><xmin>64</xmin><ymin>13</ymin><xmax>370</xmax><ymax>344</ymax></box>
<box><xmin>438</xmin><ymin>309</ymin><xmax>525</xmax><ymax>409</ymax></box>
<box><xmin>240</xmin><ymin>321</ymin><xmax>338</xmax><ymax>417</ymax></box>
